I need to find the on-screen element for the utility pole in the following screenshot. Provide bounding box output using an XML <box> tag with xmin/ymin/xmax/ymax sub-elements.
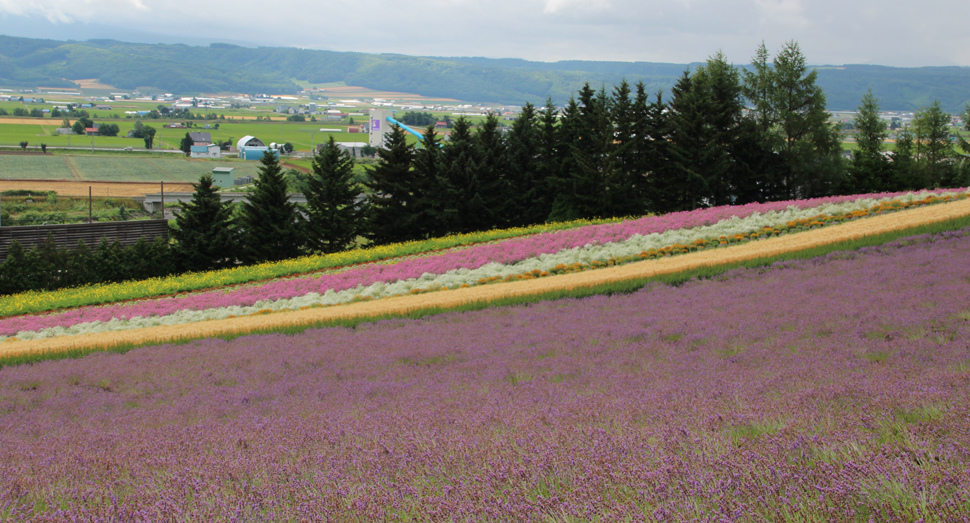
<box><xmin>160</xmin><ymin>181</ymin><xmax>165</xmax><ymax>219</ymax></box>
<box><xmin>88</xmin><ymin>186</ymin><xmax>92</xmax><ymax>223</ymax></box>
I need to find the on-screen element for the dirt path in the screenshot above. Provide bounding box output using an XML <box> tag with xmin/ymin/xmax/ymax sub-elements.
<box><xmin>4</xmin><ymin>197</ymin><xmax>970</xmax><ymax>358</ymax></box>
<box><xmin>62</xmin><ymin>157</ymin><xmax>82</xmax><ymax>181</ymax></box>
<box><xmin>0</xmin><ymin>179</ymin><xmax>195</xmax><ymax>197</ymax></box>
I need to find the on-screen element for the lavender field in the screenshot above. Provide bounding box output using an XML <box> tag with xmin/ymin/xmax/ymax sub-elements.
<box><xmin>2</xmin><ymin>229</ymin><xmax>970</xmax><ymax>521</ymax></box>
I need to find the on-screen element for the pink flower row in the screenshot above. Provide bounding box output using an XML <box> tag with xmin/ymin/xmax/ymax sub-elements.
<box><xmin>0</xmin><ymin>190</ymin><xmax>956</xmax><ymax>336</ymax></box>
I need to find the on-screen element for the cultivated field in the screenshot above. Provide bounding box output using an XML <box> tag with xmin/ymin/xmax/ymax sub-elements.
<box><xmin>0</xmin><ymin>154</ymin><xmax>261</xmax><ymax>183</ymax></box>
<box><xmin>0</xmin><ymin>179</ymin><xmax>194</xmax><ymax>197</ymax></box>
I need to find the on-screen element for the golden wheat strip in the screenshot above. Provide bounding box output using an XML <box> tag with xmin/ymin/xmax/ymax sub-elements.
<box><xmin>4</xmin><ymin>197</ymin><xmax>970</xmax><ymax>359</ymax></box>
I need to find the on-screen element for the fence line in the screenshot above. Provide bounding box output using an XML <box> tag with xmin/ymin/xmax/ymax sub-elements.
<box><xmin>0</xmin><ymin>220</ymin><xmax>168</xmax><ymax>261</ymax></box>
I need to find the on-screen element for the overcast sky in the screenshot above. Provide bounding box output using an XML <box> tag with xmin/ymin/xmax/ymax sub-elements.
<box><xmin>1</xmin><ymin>0</ymin><xmax>967</xmax><ymax>67</ymax></box>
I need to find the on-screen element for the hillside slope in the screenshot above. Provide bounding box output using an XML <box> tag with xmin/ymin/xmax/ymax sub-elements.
<box><xmin>1</xmin><ymin>35</ymin><xmax>969</xmax><ymax>110</ymax></box>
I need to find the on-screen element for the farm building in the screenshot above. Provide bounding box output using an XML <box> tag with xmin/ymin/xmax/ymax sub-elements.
<box><xmin>236</xmin><ymin>135</ymin><xmax>276</xmax><ymax>161</ymax></box>
<box><xmin>189</xmin><ymin>132</ymin><xmax>212</xmax><ymax>145</ymax></box>
<box><xmin>190</xmin><ymin>144</ymin><xmax>221</xmax><ymax>159</ymax></box>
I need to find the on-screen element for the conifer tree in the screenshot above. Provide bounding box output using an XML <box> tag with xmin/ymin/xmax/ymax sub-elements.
<box><xmin>770</xmin><ymin>41</ymin><xmax>844</xmax><ymax>198</ymax></box>
<box><xmin>536</xmin><ymin>98</ymin><xmax>562</xmax><ymax>222</ymax></box>
<box><xmin>172</xmin><ymin>173</ymin><xmax>238</xmax><ymax>272</ymax></box>
<box><xmin>472</xmin><ymin>113</ymin><xmax>510</xmax><ymax>225</ymax></box>
<box><xmin>742</xmin><ymin>41</ymin><xmax>776</xmax><ymax>136</ymax></box>
<box><xmin>655</xmin><ymin>71</ymin><xmax>706</xmax><ymax>213</ymax></box>
<box><xmin>912</xmin><ymin>101</ymin><xmax>957</xmax><ymax>187</ymax></box>
<box><xmin>571</xmin><ymin>85</ymin><xmax>615</xmax><ymax>219</ymax></box>
<box><xmin>237</xmin><ymin>149</ymin><xmax>305</xmax><ymax>264</ymax></box>
<box><xmin>636</xmin><ymin>88</ymin><xmax>670</xmax><ymax>212</ymax></box>
<box><xmin>413</xmin><ymin>124</ymin><xmax>449</xmax><ymax>238</ymax></box>
<box><xmin>608</xmin><ymin>80</ymin><xmax>644</xmax><ymax>216</ymax></box>
<box><xmin>442</xmin><ymin>116</ymin><xmax>487</xmax><ymax>233</ymax></box>
<box><xmin>548</xmin><ymin>97</ymin><xmax>584</xmax><ymax>222</ymax></box>
<box><xmin>304</xmin><ymin>136</ymin><xmax>367</xmax><ymax>253</ymax></box>
<box><xmin>504</xmin><ymin>103</ymin><xmax>546</xmax><ymax>227</ymax></box>
<box><xmin>364</xmin><ymin>124</ymin><xmax>418</xmax><ymax>245</ymax></box>
<box><xmin>849</xmin><ymin>88</ymin><xmax>893</xmax><ymax>193</ymax></box>
<box><xmin>891</xmin><ymin>129</ymin><xmax>921</xmax><ymax>190</ymax></box>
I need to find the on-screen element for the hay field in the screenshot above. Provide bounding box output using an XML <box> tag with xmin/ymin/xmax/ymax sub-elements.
<box><xmin>5</xmin><ymin>196</ymin><xmax>969</xmax><ymax>359</ymax></box>
<box><xmin>0</xmin><ymin>119</ymin><xmax>61</xmax><ymax>126</ymax></box>
<box><xmin>0</xmin><ymin>179</ymin><xmax>195</xmax><ymax>197</ymax></box>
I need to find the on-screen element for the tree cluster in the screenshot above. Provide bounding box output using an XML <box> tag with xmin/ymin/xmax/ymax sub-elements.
<box><xmin>169</xmin><ymin>147</ymin><xmax>356</xmax><ymax>272</ymax></box>
<box><xmin>847</xmin><ymin>93</ymin><xmax>970</xmax><ymax>193</ymax></box>
<box><xmin>397</xmin><ymin>112</ymin><xmax>437</xmax><ymax>127</ymax></box>
<box><xmin>0</xmin><ymin>235</ymin><xmax>173</xmax><ymax>296</ymax></box>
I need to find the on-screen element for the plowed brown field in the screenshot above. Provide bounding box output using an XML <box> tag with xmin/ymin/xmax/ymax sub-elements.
<box><xmin>0</xmin><ymin>179</ymin><xmax>194</xmax><ymax>197</ymax></box>
<box><xmin>4</xmin><ymin>197</ymin><xmax>970</xmax><ymax>359</ymax></box>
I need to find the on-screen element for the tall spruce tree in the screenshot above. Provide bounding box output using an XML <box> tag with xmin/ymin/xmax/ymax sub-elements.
<box><xmin>609</xmin><ymin>80</ymin><xmax>645</xmax><ymax>216</ymax></box>
<box><xmin>172</xmin><ymin>173</ymin><xmax>238</xmax><ymax>272</ymax></box>
<box><xmin>237</xmin><ymin>149</ymin><xmax>305</xmax><ymax>264</ymax></box>
<box><xmin>548</xmin><ymin>97</ymin><xmax>584</xmax><ymax>221</ymax></box>
<box><xmin>655</xmin><ymin>71</ymin><xmax>706</xmax><ymax>212</ymax></box>
<box><xmin>472</xmin><ymin>113</ymin><xmax>510</xmax><ymax>226</ymax></box>
<box><xmin>304</xmin><ymin>136</ymin><xmax>367</xmax><ymax>253</ymax></box>
<box><xmin>364</xmin><ymin>124</ymin><xmax>419</xmax><ymax>245</ymax></box>
<box><xmin>742</xmin><ymin>42</ymin><xmax>776</xmax><ymax>136</ymax></box>
<box><xmin>770</xmin><ymin>41</ymin><xmax>844</xmax><ymax>198</ymax></box>
<box><xmin>413</xmin><ymin>124</ymin><xmax>449</xmax><ymax>238</ymax></box>
<box><xmin>849</xmin><ymin>88</ymin><xmax>893</xmax><ymax>193</ymax></box>
<box><xmin>550</xmin><ymin>84</ymin><xmax>616</xmax><ymax>220</ymax></box>
<box><xmin>692</xmin><ymin>52</ymin><xmax>749</xmax><ymax>208</ymax></box>
<box><xmin>442</xmin><ymin>116</ymin><xmax>488</xmax><ymax>233</ymax></box>
<box><xmin>912</xmin><ymin>101</ymin><xmax>956</xmax><ymax>187</ymax></box>
<box><xmin>504</xmin><ymin>103</ymin><xmax>546</xmax><ymax>227</ymax></box>
<box><xmin>637</xmin><ymin>89</ymin><xmax>670</xmax><ymax>212</ymax></box>
<box><xmin>536</xmin><ymin>98</ymin><xmax>562</xmax><ymax>222</ymax></box>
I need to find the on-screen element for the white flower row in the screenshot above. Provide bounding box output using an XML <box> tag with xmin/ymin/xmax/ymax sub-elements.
<box><xmin>5</xmin><ymin>189</ymin><xmax>965</xmax><ymax>342</ymax></box>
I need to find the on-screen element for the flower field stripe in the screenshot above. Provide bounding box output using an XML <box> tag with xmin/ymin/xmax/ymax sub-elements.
<box><xmin>3</xmin><ymin>190</ymin><xmax>964</xmax><ymax>342</ymax></box>
<box><xmin>4</xmin><ymin>195</ymin><xmax>969</xmax><ymax>361</ymax></box>
<box><xmin>0</xmin><ymin>217</ymin><xmax>622</xmax><ymax>317</ymax></box>
<box><xmin>3</xmin><ymin>189</ymin><xmax>962</xmax><ymax>318</ymax></box>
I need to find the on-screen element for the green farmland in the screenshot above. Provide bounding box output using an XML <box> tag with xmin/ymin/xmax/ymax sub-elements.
<box><xmin>0</xmin><ymin>121</ymin><xmax>381</xmax><ymax>151</ymax></box>
<box><xmin>0</xmin><ymin>154</ymin><xmax>263</xmax><ymax>183</ymax></box>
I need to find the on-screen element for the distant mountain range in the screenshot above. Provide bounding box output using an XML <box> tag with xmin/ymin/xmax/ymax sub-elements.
<box><xmin>1</xmin><ymin>35</ymin><xmax>968</xmax><ymax>112</ymax></box>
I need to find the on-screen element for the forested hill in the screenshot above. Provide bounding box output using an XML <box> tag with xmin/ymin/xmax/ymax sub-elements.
<box><xmin>1</xmin><ymin>34</ymin><xmax>968</xmax><ymax>111</ymax></box>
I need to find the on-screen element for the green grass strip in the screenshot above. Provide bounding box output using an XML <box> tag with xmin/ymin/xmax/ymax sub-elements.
<box><xmin>3</xmin><ymin>214</ymin><xmax>969</xmax><ymax>368</ymax></box>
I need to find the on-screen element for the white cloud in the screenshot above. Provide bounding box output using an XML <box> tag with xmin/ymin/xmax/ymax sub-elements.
<box><xmin>543</xmin><ymin>0</ymin><xmax>611</xmax><ymax>14</ymax></box>
<box><xmin>753</xmin><ymin>0</ymin><xmax>807</xmax><ymax>28</ymax></box>
<box><xmin>0</xmin><ymin>0</ymin><xmax>148</xmax><ymax>23</ymax></box>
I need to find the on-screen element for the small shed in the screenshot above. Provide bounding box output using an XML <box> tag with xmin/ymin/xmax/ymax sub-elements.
<box><xmin>212</xmin><ymin>167</ymin><xmax>235</xmax><ymax>188</ymax></box>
